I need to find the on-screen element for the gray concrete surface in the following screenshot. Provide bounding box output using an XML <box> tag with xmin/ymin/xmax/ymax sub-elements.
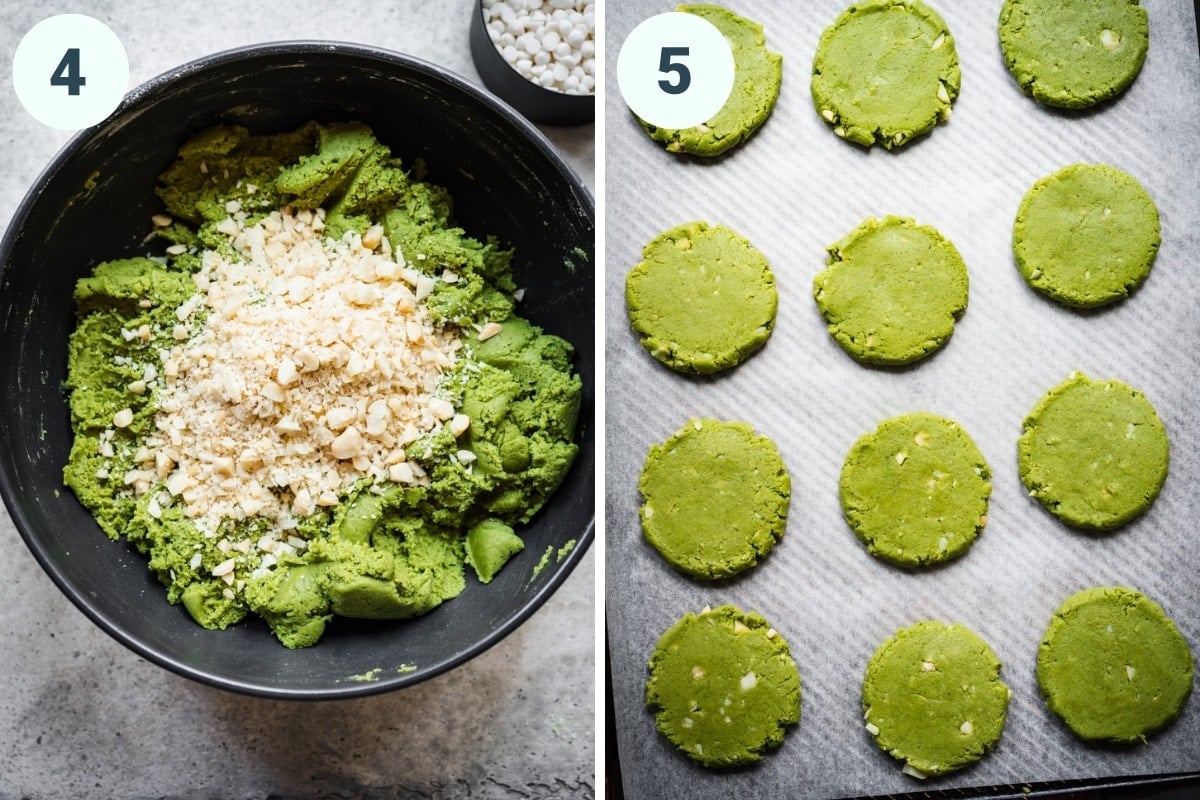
<box><xmin>0</xmin><ymin>2</ymin><xmax>596</xmax><ymax>798</ymax></box>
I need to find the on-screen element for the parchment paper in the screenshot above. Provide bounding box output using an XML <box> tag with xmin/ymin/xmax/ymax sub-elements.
<box><xmin>604</xmin><ymin>2</ymin><xmax>1200</xmax><ymax>797</ymax></box>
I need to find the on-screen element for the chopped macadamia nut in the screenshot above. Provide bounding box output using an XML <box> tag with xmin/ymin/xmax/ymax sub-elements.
<box><xmin>137</xmin><ymin>207</ymin><xmax>461</xmax><ymax>531</ymax></box>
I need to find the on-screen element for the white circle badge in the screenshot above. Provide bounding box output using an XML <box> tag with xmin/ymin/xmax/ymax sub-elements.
<box><xmin>617</xmin><ymin>12</ymin><xmax>735</xmax><ymax>130</ymax></box>
<box><xmin>13</xmin><ymin>14</ymin><xmax>130</xmax><ymax>131</ymax></box>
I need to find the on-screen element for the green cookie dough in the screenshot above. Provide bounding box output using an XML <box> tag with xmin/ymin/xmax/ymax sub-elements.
<box><xmin>812</xmin><ymin>0</ymin><xmax>960</xmax><ymax>149</ymax></box>
<box><xmin>1014</xmin><ymin>163</ymin><xmax>1160</xmax><ymax>308</ymax></box>
<box><xmin>1018</xmin><ymin>372</ymin><xmax>1169</xmax><ymax>531</ymax></box>
<box><xmin>862</xmin><ymin>621</ymin><xmax>1010</xmax><ymax>778</ymax></box>
<box><xmin>62</xmin><ymin>123</ymin><xmax>582</xmax><ymax>649</ymax></box>
<box><xmin>814</xmin><ymin>216</ymin><xmax>968</xmax><ymax>366</ymax></box>
<box><xmin>1037</xmin><ymin>586</ymin><xmax>1194</xmax><ymax>743</ymax></box>
<box><xmin>840</xmin><ymin>413</ymin><xmax>990</xmax><ymax>568</ymax></box>
<box><xmin>465</xmin><ymin>519</ymin><xmax>524</xmax><ymax>584</ymax></box>
<box><xmin>646</xmin><ymin>605</ymin><xmax>802</xmax><ymax>767</ymax></box>
<box><xmin>626</xmin><ymin>221</ymin><xmax>777</xmax><ymax>374</ymax></box>
<box><xmin>640</xmin><ymin>4</ymin><xmax>782</xmax><ymax>156</ymax></box>
<box><xmin>999</xmin><ymin>0</ymin><xmax>1149</xmax><ymax>109</ymax></box>
<box><xmin>639</xmin><ymin>419</ymin><xmax>789</xmax><ymax>580</ymax></box>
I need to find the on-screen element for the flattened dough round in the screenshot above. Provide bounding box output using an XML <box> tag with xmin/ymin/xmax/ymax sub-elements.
<box><xmin>1014</xmin><ymin>163</ymin><xmax>1160</xmax><ymax>308</ymax></box>
<box><xmin>639</xmin><ymin>418</ymin><xmax>789</xmax><ymax>579</ymax></box>
<box><xmin>814</xmin><ymin>216</ymin><xmax>968</xmax><ymax>366</ymax></box>
<box><xmin>999</xmin><ymin>0</ymin><xmax>1149</xmax><ymax>109</ymax></box>
<box><xmin>840</xmin><ymin>413</ymin><xmax>990</xmax><ymax>568</ymax></box>
<box><xmin>812</xmin><ymin>0</ymin><xmax>959</xmax><ymax>149</ymax></box>
<box><xmin>862</xmin><ymin>621</ymin><xmax>1010</xmax><ymax>778</ymax></box>
<box><xmin>640</xmin><ymin>4</ymin><xmax>782</xmax><ymax>156</ymax></box>
<box><xmin>1037</xmin><ymin>586</ymin><xmax>1193</xmax><ymax>743</ymax></box>
<box><xmin>1018</xmin><ymin>372</ymin><xmax>1168</xmax><ymax>530</ymax></box>
<box><xmin>646</xmin><ymin>605</ymin><xmax>802</xmax><ymax>767</ymax></box>
<box><xmin>626</xmin><ymin>221</ymin><xmax>777</xmax><ymax>374</ymax></box>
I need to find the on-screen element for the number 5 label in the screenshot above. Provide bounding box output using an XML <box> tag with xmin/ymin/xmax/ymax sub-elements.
<box><xmin>13</xmin><ymin>14</ymin><xmax>129</xmax><ymax>131</ymax></box>
<box><xmin>617</xmin><ymin>12</ymin><xmax>735</xmax><ymax>131</ymax></box>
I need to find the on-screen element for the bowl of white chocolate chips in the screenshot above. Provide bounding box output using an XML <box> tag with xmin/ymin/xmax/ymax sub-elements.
<box><xmin>470</xmin><ymin>0</ymin><xmax>596</xmax><ymax>124</ymax></box>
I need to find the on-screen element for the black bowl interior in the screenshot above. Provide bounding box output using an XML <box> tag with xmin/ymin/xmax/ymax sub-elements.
<box><xmin>0</xmin><ymin>42</ymin><xmax>594</xmax><ymax>698</ymax></box>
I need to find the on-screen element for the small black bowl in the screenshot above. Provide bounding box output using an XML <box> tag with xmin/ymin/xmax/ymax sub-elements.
<box><xmin>0</xmin><ymin>42</ymin><xmax>594</xmax><ymax>699</ymax></box>
<box><xmin>469</xmin><ymin>1</ymin><xmax>595</xmax><ymax>125</ymax></box>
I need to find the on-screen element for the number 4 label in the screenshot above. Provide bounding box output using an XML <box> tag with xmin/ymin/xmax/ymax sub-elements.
<box><xmin>12</xmin><ymin>14</ymin><xmax>129</xmax><ymax>130</ymax></box>
<box><xmin>51</xmin><ymin>48</ymin><xmax>87</xmax><ymax>96</ymax></box>
<box><xmin>617</xmin><ymin>12</ymin><xmax>735</xmax><ymax>130</ymax></box>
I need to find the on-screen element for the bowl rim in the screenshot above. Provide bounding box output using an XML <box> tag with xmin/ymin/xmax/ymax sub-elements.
<box><xmin>0</xmin><ymin>39</ymin><xmax>594</xmax><ymax>700</ymax></box>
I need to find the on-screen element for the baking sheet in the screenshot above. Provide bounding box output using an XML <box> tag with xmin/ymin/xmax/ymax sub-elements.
<box><xmin>604</xmin><ymin>1</ymin><xmax>1200</xmax><ymax>797</ymax></box>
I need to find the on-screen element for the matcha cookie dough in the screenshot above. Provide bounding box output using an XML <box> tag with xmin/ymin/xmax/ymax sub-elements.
<box><xmin>626</xmin><ymin>221</ymin><xmax>777</xmax><ymax>374</ymax></box>
<box><xmin>841</xmin><ymin>413</ymin><xmax>990</xmax><ymax>568</ymax></box>
<box><xmin>640</xmin><ymin>5</ymin><xmax>782</xmax><ymax>157</ymax></box>
<box><xmin>1018</xmin><ymin>372</ymin><xmax>1168</xmax><ymax>531</ymax></box>
<box><xmin>1014</xmin><ymin>163</ymin><xmax>1160</xmax><ymax>308</ymax></box>
<box><xmin>62</xmin><ymin>123</ymin><xmax>582</xmax><ymax>648</ymax></box>
<box><xmin>862</xmin><ymin>621</ymin><xmax>1010</xmax><ymax>778</ymax></box>
<box><xmin>1037</xmin><ymin>586</ymin><xmax>1193</xmax><ymax>743</ymax></box>
<box><xmin>999</xmin><ymin>0</ymin><xmax>1149</xmax><ymax>109</ymax></box>
<box><xmin>639</xmin><ymin>419</ymin><xmax>789</xmax><ymax>580</ymax></box>
<box><xmin>812</xmin><ymin>0</ymin><xmax>959</xmax><ymax>149</ymax></box>
<box><xmin>646</xmin><ymin>605</ymin><xmax>802</xmax><ymax>767</ymax></box>
<box><xmin>814</xmin><ymin>216</ymin><xmax>969</xmax><ymax>366</ymax></box>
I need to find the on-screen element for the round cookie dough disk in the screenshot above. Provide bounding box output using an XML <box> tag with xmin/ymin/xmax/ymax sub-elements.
<box><xmin>811</xmin><ymin>0</ymin><xmax>959</xmax><ymax>149</ymax></box>
<box><xmin>999</xmin><ymin>0</ymin><xmax>1149</xmax><ymax>109</ymax></box>
<box><xmin>1018</xmin><ymin>372</ymin><xmax>1168</xmax><ymax>530</ymax></box>
<box><xmin>639</xmin><ymin>419</ymin><xmax>789</xmax><ymax>580</ymax></box>
<box><xmin>863</xmin><ymin>621</ymin><xmax>1010</xmax><ymax>778</ymax></box>
<box><xmin>626</xmin><ymin>221</ymin><xmax>777</xmax><ymax>374</ymax></box>
<box><xmin>840</xmin><ymin>413</ymin><xmax>990</xmax><ymax>568</ymax></box>
<box><xmin>1037</xmin><ymin>586</ymin><xmax>1194</xmax><ymax>743</ymax></box>
<box><xmin>814</xmin><ymin>216</ymin><xmax>968</xmax><ymax>366</ymax></box>
<box><xmin>1014</xmin><ymin>163</ymin><xmax>1160</xmax><ymax>308</ymax></box>
<box><xmin>646</xmin><ymin>605</ymin><xmax>802</xmax><ymax>767</ymax></box>
<box><xmin>640</xmin><ymin>4</ymin><xmax>782</xmax><ymax>157</ymax></box>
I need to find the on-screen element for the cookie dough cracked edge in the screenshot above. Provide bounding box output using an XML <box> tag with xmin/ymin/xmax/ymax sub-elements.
<box><xmin>812</xmin><ymin>0</ymin><xmax>960</xmax><ymax>149</ymax></box>
<box><xmin>645</xmin><ymin>604</ymin><xmax>802</xmax><ymax>767</ymax></box>
<box><xmin>862</xmin><ymin>621</ymin><xmax>1010</xmax><ymax>779</ymax></box>
<box><xmin>1036</xmin><ymin>586</ymin><xmax>1194</xmax><ymax>744</ymax></box>
<box><xmin>640</xmin><ymin>4</ymin><xmax>783</xmax><ymax>157</ymax></box>
<box><xmin>998</xmin><ymin>0</ymin><xmax>1149</xmax><ymax>109</ymax></box>
<box><xmin>1017</xmin><ymin>371</ymin><xmax>1169</xmax><ymax>531</ymax></box>
<box><xmin>815</xmin><ymin>215</ymin><xmax>969</xmax><ymax>366</ymax></box>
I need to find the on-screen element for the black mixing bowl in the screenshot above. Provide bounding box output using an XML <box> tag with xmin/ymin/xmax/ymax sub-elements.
<box><xmin>0</xmin><ymin>42</ymin><xmax>594</xmax><ymax>698</ymax></box>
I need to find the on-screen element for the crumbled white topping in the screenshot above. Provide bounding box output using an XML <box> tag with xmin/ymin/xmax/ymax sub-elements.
<box><xmin>130</xmin><ymin>207</ymin><xmax>460</xmax><ymax>533</ymax></box>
